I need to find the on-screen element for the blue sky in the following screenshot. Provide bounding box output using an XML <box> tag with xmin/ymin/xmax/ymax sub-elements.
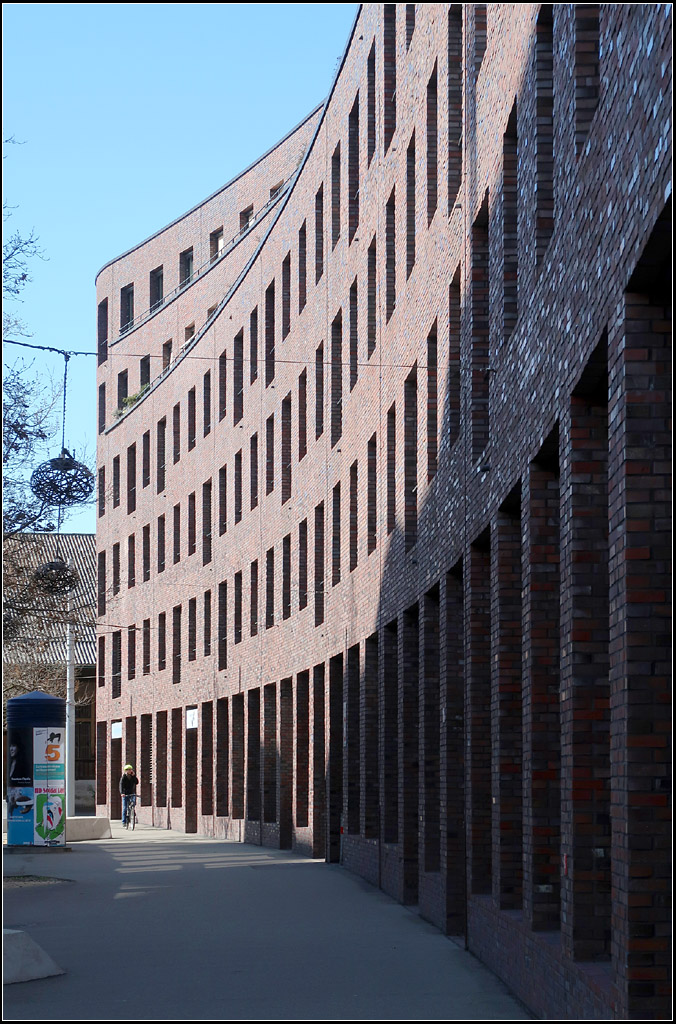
<box><xmin>3</xmin><ymin>2</ymin><xmax>359</xmax><ymax>533</ymax></box>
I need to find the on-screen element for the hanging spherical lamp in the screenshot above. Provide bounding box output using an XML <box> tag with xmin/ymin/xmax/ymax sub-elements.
<box><xmin>30</xmin><ymin>448</ymin><xmax>94</xmax><ymax>509</ymax></box>
<box><xmin>33</xmin><ymin>557</ymin><xmax>80</xmax><ymax>595</ymax></box>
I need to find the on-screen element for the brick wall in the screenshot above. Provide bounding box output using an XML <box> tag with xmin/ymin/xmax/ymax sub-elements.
<box><xmin>95</xmin><ymin>6</ymin><xmax>671</xmax><ymax>1018</ymax></box>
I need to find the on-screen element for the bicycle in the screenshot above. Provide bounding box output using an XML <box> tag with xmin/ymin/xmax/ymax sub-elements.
<box><xmin>124</xmin><ymin>795</ymin><xmax>137</xmax><ymax>830</ymax></box>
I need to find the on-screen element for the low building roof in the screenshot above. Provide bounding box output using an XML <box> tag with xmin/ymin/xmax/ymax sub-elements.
<box><xmin>3</xmin><ymin>533</ymin><xmax>96</xmax><ymax>666</ymax></box>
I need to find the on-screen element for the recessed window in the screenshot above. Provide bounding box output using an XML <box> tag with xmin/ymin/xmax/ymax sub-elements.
<box><xmin>142</xmin><ymin>431</ymin><xmax>150</xmax><ymax>488</ymax></box>
<box><xmin>156</xmin><ymin>417</ymin><xmax>166</xmax><ymax>494</ymax></box>
<box><xmin>149</xmin><ymin>266</ymin><xmax>163</xmax><ymax>312</ymax></box>
<box><xmin>113</xmin><ymin>456</ymin><xmax>120</xmax><ymax>508</ymax></box>
<box><xmin>184</xmin><ymin>323</ymin><xmax>195</xmax><ymax>344</ymax></box>
<box><xmin>188</xmin><ymin>387</ymin><xmax>196</xmax><ymax>450</ymax></box>
<box><xmin>140</xmin><ymin>355</ymin><xmax>151</xmax><ymax>389</ymax></box>
<box><xmin>210</xmin><ymin>228</ymin><xmax>224</xmax><ymax>262</ymax></box>
<box><xmin>97</xmin><ymin>299</ymin><xmax>108</xmax><ymax>365</ymax></box>
<box><xmin>240</xmin><ymin>205</ymin><xmax>254</xmax><ymax>233</ymax></box>
<box><xmin>98</xmin><ymin>383</ymin><xmax>106</xmax><ymax>433</ymax></box>
<box><xmin>117</xmin><ymin>370</ymin><xmax>128</xmax><ymax>412</ymax></box>
<box><xmin>179</xmin><ymin>248</ymin><xmax>193</xmax><ymax>287</ymax></box>
<box><xmin>162</xmin><ymin>340</ymin><xmax>172</xmax><ymax>370</ymax></box>
<box><xmin>120</xmin><ymin>284</ymin><xmax>134</xmax><ymax>332</ymax></box>
<box><xmin>269</xmin><ymin>181</ymin><xmax>283</xmax><ymax>201</ymax></box>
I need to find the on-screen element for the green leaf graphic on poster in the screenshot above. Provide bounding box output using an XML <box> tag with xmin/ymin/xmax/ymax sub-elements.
<box><xmin>35</xmin><ymin>794</ymin><xmax>65</xmax><ymax>842</ymax></box>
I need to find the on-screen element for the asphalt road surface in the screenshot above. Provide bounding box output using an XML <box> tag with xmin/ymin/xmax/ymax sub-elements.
<box><xmin>4</xmin><ymin>824</ymin><xmax>532</xmax><ymax>1021</ymax></box>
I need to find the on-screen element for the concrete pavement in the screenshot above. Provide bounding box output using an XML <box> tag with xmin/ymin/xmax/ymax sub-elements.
<box><xmin>3</xmin><ymin>823</ymin><xmax>533</xmax><ymax>1020</ymax></box>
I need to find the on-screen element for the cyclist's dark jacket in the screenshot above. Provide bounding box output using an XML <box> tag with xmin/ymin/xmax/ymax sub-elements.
<box><xmin>119</xmin><ymin>773</ymin><xmax>139</xmax><ymax>795</ymax></box>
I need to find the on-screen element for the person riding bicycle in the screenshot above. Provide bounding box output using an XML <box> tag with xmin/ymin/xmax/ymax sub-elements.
<box><xmin>119</xmin><ymin>764</ymin><xmax>139</xmax><ymax>826</ymax></box>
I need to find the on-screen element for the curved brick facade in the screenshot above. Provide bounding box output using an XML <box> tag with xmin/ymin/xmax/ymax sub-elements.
<box><xmin>95</xmin><ymin>6</ymin><xmax>671</xmax><ymax>1018</ymax></box>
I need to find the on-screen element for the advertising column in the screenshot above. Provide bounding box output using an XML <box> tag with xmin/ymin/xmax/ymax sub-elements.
<box><xmin>6</xmin><ymin>691</ymin><xmax>67</xmax><ymax>848</ymax></box>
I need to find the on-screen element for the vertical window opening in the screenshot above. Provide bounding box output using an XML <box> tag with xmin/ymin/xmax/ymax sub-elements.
<box><xmin>298</xmin><ymin>369</ymin><xmax>307</xmax><ymax>461</ymax></box>
<box><xmin>350</xmin><ymin>460</ymin><xmax>358</xmax><ymax>571</ymax></box>
<box><xmin>202</xmin><ymin>479</ymin><xmax>212</xmax><ymax>565</ymax></box>
<box><xmin>315</xmin><ymin>185</ymin><xmax>324</xmax><ymax>283</ymax></box>
<box><xmin>266</xmin><ymin>547</ymin><xmax>275</xmax><ymax>628</ymax></box>
<box><xmin>204</xmin><ymin>590</ymin><xmax>211</xmax><ymax>657</ymax></box>
<box><xmin>98</xmin><ymin>383</ymin><xmax>106</xmax><ymax>433</ymax></box>
<box><xmin>158</xmin><ymin>612</ymin><xmax>166</xmax><ymax>670</ymax></box>
<box><xmin>142</xmin><ymin>431</ymin><xmax>150</xmax><ymax>488</ymax></box>
<box><xmin>219</xmin><ymin>464</ymin><xmax>227</xmax><ymax>535</ymax></box>
<box><xmin>266</xmin><ymin>414</ymin><xmax>274</xmax><ymax>494</ymax></box>
<box><xmin>404</xmin><ymin>366</ymin><xmax>418</xmax><ymax>550</ymax></box>
<box><xmin>173</xmin><ymin>402</ymin><xmax>181</xmax><ymax>463</ymax></box>
<box><xmin>265</xmin><ymin>280</ymin><xmax>275</xmax><ymax>386</ymax></box>
<box><xmin>97</xmin><ymin>298</ymin><xmax>108</xmax><ymax>365</ymax></box>
<box><xmin>332</xmin><ymin>482</ymin><xmax>341</xmax><ymax>586</ymax></box>
<box><xmin>368</xmin><ymin>236</ymin><xmax>377</xmax><ymax>357</ymax></box>
<box><xmin>250</xmin><ymin>561</ymin><xmax>258</xmax><ymax>637</ymax></box>
<box><xmin>367</xmin><ymin>43</ymin><xmax>376</xmax><ymax>164</ymax></box>
<box><xmin>315</xmin><ymin>343</ymin><xmax>324</xmax><ymax>438</ymax></box>
<box><xmin>407</xmin><ymin>133</ymin><xmax>416</xmax><ymax>279</ymax></box>
<box><xmin>234</xmin><ymin>450</ymin><xmax>242</xmax><ymax>524</ymax></box>
<box><xmin>156</xmin><ymin>516</ymin><xmax>165</xmax><ymax>574</ymax></box>
<box><xmin>188</xmin><ymin>598</ymin><xmax>197</xmax><ymax>661</ymax></box>
<box><xmin>234</xmin><ymin>329</ymin><xmax>244</xmax><ymax>423</ymax></box>
<box><xmin>250</xmin><ymin>306</ymin><xmax>258</xmax><ymax>383</ymax></box>
<box><xmin>218</xmin><ymin>581</ymin><xmax>227</xmax><ymax>671</ymax></box>
<box><xmin>203</xmin><ymin>370</ymin><xmax>211</xmax><ymax>437</ymax></box>
<box><xmin>149</xmin><ymin>266</ymin><xmax>163</xmax><ymax>311</ymax></box>
<box><xmin>299</xmin><ymin>519</ymin><xmax>308</xmax><ymax>611</ymax></box>
<box><xmin>349</xmin><ymin>95</ymin><xmax>359</xmax><ymax>242</ymax></box>
<box><xmin>188</xmin><ymin>387</ymin><xmax>196</xmax><ymax>450</ymax></box>
<box><xmin>406</xmin><ymin>4</ymin><xmax>415</xmax><ymax>48</ymax></box>
<box><xmin>218</xmin><ymin>351</ymin><xmax>227</xmax><ymax>421</ymax></box>
<box><xmin>536</xmin><ymin>5</ymin><xmax>554</xmax><ymax>264</ymax></box>
<box><xmin>128</xmin><ymin>533</ymin><xmax>135</xmax><ymax>588</ymax></box>
<box><xmin>282</xmin><ymin>534</ymin><xmax>291</xmax><ymax>619</ymax></box>
<box><xmin>331</xmin><ymin>310</ymin><xmax>342</xmax><ymax>448</ymax></box>
<box><xmin>368</xmin><ymin>433</ymin><xmax>377</xmax><ymax>554</ymax></box>
<box><xmin>298</xmin><ymin>222</ymin><xmax>307</xmax><ymax>313</ymax></box>
<box><xmin>281</xmin><ymin>393</ymin><xmax>292</xmax><ymax>504</ymax></box>
<box><xmin>350</xmin><ymin>278</ymin><xmax>358</xmax><ymax>391</ymax></box>
<box><xmin>142</xmin><ymin>524</ymin><xmax>150</xmax><ymax>582</ymax></box>
<box><xmin>331</xmin><ymin>143</ymin><xmax>341</xmax><ymax>250</ymax></box>
<box><xmin>173</xmin><ymin>503</ymin><xmax>181</xmax><ymax>564</ymax></box>
<box><xmin>383</xmin><ymin>5</ymin><xmax>397</xmax><ymax>152</ymax></box>
<box><xmin>250</xmin><ymin>433</ymin><xmax>258</xmax><ymax>510</ymax></box>
<box><xmin>282</xmin><ymin>252</ymin><xmax>291</xmax><ymax>339</ymax></box>
<box><xmin>188</xmin><ymin>492</ymin><xmax>196</xmax><ymax>555</ymax></box>
<box><xmin>427</xmin><ymin>63</ymin><xmax>438</xmax><ymax>224</ymax></box>
<box><xmin>386</xmin><ymin>188</ymin><xmax>396</xmax><ymax>320</ymax></box>
<box><xmin>314</xmin><ymin>502</ymin><xmax>324</xmax><ymax>626</ymax></box>
<box><xmin>427</xmin><ymin>322</ymin><xmax>437</xmax><ymax>480</ymax></box>
<box><xmin>234</xmin><ymin>572</ymin><xmax>242</xmax><ymax>644</ymax></box>
<box><xmin>387</xmin><ymin>403</ymin><xmax>396</xmax><ymax>534</ymax></box>
<box><xmin>503</xmin><ymin>99</ymin><xmax>519</xmax><ymax>340</ymax></box>
<box><xmin>156</xmin><ymin>417</ymin><xmax>166</xmax><ymax>493</ymax></box>
<box><xmin>120</xmin><ymin>284</ymin><xmax>134</xmax><ymax>332</ymax></box>
<box><xmin>172</xmin><ymin>604</ymin><xmax>182</xmax><ymax>684</ymax></box>
<box><xmin>126</xmin><ymin>443</ymin><xmax>136</xmax><ymax>514</ymax></box>
<box><xmin>471</xmin><ymin>192</ymin><xmax>490</xmax><ymax>461</ymax></box>
<box><xmin>142</xmin><ymin>619</ymin><xmax>150</xmax><ymax>675</ymax></box>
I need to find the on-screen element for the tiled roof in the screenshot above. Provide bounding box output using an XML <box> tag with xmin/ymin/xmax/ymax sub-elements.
<box><xmin>3</xmin><ymin>533</ymin><xmax>96</xmax><ymax>666</ymax></box>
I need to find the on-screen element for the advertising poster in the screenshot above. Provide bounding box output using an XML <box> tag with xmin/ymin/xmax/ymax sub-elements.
<box><xmin>6</xmin><ymin>727</ymin><xmax>35</xmax><ymax>845</ymax></box>
<box><xmin>33</xmin><ymin>726</ymin><xmax>66</xmax><ymax>846</ymax></box>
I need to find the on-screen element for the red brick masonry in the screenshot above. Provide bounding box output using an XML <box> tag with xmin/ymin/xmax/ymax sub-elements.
<box><xmin>96</xmin><ymin>6</ymin><xmax>671</xmax><ymax>1018</ymax></box>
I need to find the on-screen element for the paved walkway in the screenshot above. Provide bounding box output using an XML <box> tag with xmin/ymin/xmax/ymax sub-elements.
<box><xmin>4</xmin><ymin>823</ymin><xmax>533</xmax><ymax>1021</ymax></box>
